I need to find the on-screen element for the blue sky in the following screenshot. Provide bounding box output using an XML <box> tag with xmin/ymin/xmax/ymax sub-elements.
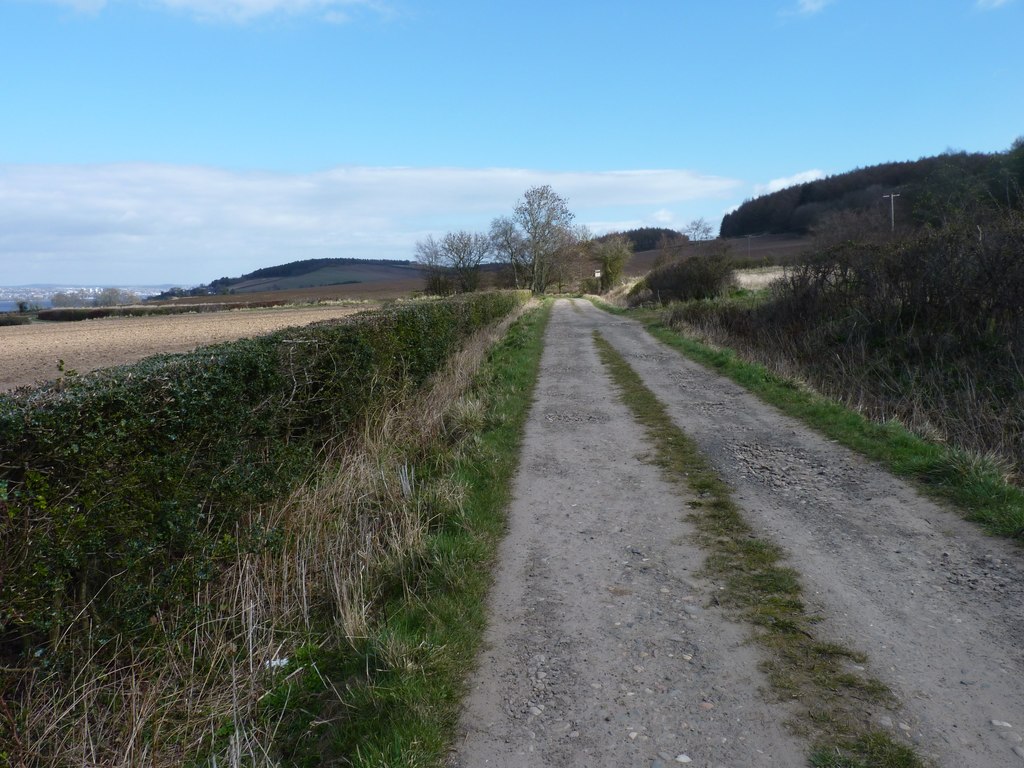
<box><xmin>1</xmin><ymin>0</ymin><xmax>1022</xmax><ymax>285</ymax></box>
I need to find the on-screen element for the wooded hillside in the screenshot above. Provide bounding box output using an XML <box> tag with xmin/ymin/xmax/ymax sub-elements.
<box><xmin>721</xmin><ymin>140</ymin><xmax>1024</xmax><ymax>237</ymax></box>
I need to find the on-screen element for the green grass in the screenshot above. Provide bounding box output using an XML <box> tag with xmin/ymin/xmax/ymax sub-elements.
<box><xmin>591</xmin><ymin>299</ymin><xmax>1024</xmax><ymax>541</ymax></box>
<box><xmin>592</xmin><ymin>330</ymin><xmax>925</xmax><ymax>768</ymax></box>
<box><xmin>262</xmin><ymin>302</ymin><xmax>551</xmax><ymax>766</ymax></box>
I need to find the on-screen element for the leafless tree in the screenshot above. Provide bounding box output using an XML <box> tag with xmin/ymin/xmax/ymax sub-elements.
<box><xmin>441</xmin><ymin>230</ymin><xmax>490</xmax><ymax>292</ymax></box>
<box><xmin>513</xmin><ymin>185</ymin><xmax>576</xmax><ymax>294</ymax></box>
<box><xmin>489</xmin><ymin>216</ymin><xmax>528</xmax><ymax>289</ymax></box>
<box><xmin>415</xmin><ymin>234</ymin><xmax>453</xmax><ymax>295</ymax></box>
<box><xmin>415</xmin><ymin>230</ymin><xmax>491</xmax><ymax>294</ymax></box>
<box><xmin>684</xmin><ymin>217</ymin><xmax>714</xmax><ymax>242</ymax></box>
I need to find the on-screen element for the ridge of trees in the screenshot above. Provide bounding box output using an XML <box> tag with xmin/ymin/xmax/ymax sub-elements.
<box><xmin>595</xmin><ymin>227</ymin><xmax>682</xmax><ymax>252</ymax></box>
<box><xmin>721</xmin><ymin>139</ymin><xmax>1024</xmax><ymax>238</ymax></box>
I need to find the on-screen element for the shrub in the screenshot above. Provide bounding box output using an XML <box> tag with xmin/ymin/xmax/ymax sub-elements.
<box><xmin>630</xmin><ymin>252</ymin><xmax>736</xmax><ymax>306</ymax></box>
<box><xmin>0</xmin><ymin>291</ymin><xmax>526</xmax><ymax>666</ymax></box>
<box><xmin>669</xmin><ymin>213</ymin><xmax>1024</xmax><ymax>473</ymax></box>
<box><xmin>0</xmin><ymin>313</ymin><xmax>31</xmax><ymax>326</ymax></box>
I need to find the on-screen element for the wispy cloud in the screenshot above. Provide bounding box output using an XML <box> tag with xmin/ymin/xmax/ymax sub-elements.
<box><xmin>790</xmin><ymin>0</ymin><xmax>834</xmax><ymax>15</ymax></box>
<box><xmin>37</xmin><ymin>0</ymin><xmax>394</xmax><ymax>23</ymax></box>
<box><xmin>0</xmin><ymin>164</ymin><xmax>741</xmax><ymax>285</ymax></box>
<box><xmin>754</xmin><ymin>169</ymin><xmax>826</xmax><ymax>196</ymax></box>
<box><xmin>976</xmin><ymin>0</ymin><xmax>1012</xmax><ymax>9</ymax></box>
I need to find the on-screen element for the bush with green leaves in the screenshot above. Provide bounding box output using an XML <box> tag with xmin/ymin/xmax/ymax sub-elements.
<box><xmin>0</xmin><ymin>292</ymin><xmax>525</xmax><ymax>665</ymax></box>
<box><xmin>629</xmin><ymin>252</ymin><xmax>735</xmax><ymax>306</ymax></box>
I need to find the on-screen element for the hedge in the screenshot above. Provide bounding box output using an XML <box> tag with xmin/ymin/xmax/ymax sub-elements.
<box><xmin>0</xmin><ymin>292</ymin><xmax>525</xmax><ymax>663</ymax></box>
<box><xmin>36</xmin><ymin>300</ymin><xmax>290</xmax><ymax>322</ymax></box>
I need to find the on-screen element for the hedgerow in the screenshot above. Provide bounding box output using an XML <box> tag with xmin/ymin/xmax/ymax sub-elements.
<box><xmin>36</xmin><ymin>299</ymin><xmax>290</xmax><ymax>321</ymax></box>
<box><xmin>0</xmin><ymin>292</ymin><xmax>525</xmax><ymax>668</ymax></box>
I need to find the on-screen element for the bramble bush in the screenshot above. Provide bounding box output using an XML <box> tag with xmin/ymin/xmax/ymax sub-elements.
<box><xmin>669</xmin><ymin>213</ymin><xmax>1024</xmax><ymax>476</ymax></box>
<box><xmin>627</xmin><ymin>252</ymin><xmax>735</xmax><ymax>307</ymax></box>
<box><xmin>0</xmin><ymin>292</ymin><xmax>525</xmax><ymax>666</ymax></box>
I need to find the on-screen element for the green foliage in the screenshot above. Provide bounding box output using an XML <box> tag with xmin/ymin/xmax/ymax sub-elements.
<box><xmin>592</xmin><ymin>235</ymin><xmax>632</xmax><ymax>292</ymax></box>
<box><xmin>0</xmin><ymin>292</ymin><xmax>526</xmax><ymax>667</ymax></box>
<box><xmin>0</xmin><ymin>313</ymin><xmax>31</xmax><ymax>326</ymax></box>
<box><xmin>630</xmin><ymin>252</ymin><xmax>735</xmax><ymax>306</ymax></box>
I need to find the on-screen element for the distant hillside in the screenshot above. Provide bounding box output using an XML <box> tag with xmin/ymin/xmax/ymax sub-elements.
<box><xmin>721</xmin><ymin>140</ymin><xmax>1024</xmax><ymax>237</ymax></box>
<box><xmin>154</xmin><ymin>258</ymin><xmax>423</xmax><ymax>300</ymax></box>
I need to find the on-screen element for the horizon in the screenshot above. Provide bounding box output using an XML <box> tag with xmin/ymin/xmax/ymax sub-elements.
<box><xmin>2</xmin><ymin>0</ymin><xmax>1022</xmax><ymax>286</ymax></box>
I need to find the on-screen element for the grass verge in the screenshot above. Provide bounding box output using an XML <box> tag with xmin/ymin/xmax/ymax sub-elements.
<box><xmin>262</xmin><ymin>301</ymin><xmax>551</xmax><ymax>766</ymax></box>
<box><xmin>591</xmin><ymin>298</ymin><xmax>1024</xmax><ymax>541</ymax></box>
<box><xmin>592</xmin><ymin>330</ymin><xmax>924</xmax><ymax>768</ymax></box>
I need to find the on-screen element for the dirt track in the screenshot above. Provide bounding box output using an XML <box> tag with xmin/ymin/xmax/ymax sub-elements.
<box><xmin>452</xmin><ymin>299</ymin><xmax>1024</xmax><ymax>767</ymax></box>
<box><xmin>0</xmin><ymin>305</ymin><xmax>366</xmax><ymax>392</ymax></box>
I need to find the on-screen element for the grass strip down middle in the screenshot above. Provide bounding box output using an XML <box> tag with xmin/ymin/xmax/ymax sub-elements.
<box><xmin>591</xmin><ymin>330</ymin><xmax>924</xmax><ymax>768</ymax></box>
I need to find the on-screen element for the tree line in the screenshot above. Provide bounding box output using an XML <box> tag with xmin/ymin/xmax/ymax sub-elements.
<box><xmin>418</xmin><ymin>187</ymin><xmax>721</xmax><ymax>295</ymax></box>
<box><xmin>418</xmin><ymin>185</ymin><xmax>634</xmax><ymax>295</ymax></box>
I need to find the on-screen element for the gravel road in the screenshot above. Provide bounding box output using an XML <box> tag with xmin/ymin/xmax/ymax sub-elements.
<box><xmin>451</xmin><ymin>299</ymin><xmax>1024</xmax><ymax>767</ymax></box>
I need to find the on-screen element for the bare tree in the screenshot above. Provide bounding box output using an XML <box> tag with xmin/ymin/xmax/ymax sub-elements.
<box><xmin>441</xmin><ymin>230</ymin><xmax>490</xmax><ymax>293</ymax></box>
<box><xmin>416</xmin><ymin>230</ymin><xmax>491</xmax><ymax>294</ymax></box>
<box><xmin>684</xmin><ymin>217</ymin><xmax>714</xmax><ymax>242</ymax></box>
<box><xmin>415</xmin><ymin>234</ymin><xmax>453</xmax><ymax>295</ymax></box>
<box><xmin>654</xmin><ymin>230</ymin><xmax>688</xmax><ymax>266</ymax></box>
<box><xmin>513</xmin><ymin>185</ymin><xmax>576</xmax><ymax>294</ymax></box>
<box><xmin>489</xmin><ymin>216</ymin><xmax>528</xmax><ymax>289</ymax></box>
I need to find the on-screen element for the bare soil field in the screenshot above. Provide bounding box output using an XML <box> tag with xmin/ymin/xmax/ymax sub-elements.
<box><xmin>0</xmin><ymin>305</ymin><xmax>368</xmax><ymax>392</ymax></box>
<box><xmin>627</xmin><ymin>235</ymin><xmax>810</xmax><ymax>276</ymax></box>
<box><xmin>150</xmin><ymin>277</ymin><xmax>425</xmax><ymax>306</ymax></box>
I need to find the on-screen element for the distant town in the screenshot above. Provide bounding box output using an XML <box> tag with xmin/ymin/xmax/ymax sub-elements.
<box><xmin>0</xmin><ymin>284</ymin><xmax>177</xmax><ymax>312</ymax></box>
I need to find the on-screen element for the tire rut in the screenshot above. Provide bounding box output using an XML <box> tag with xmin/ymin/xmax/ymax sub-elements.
<box><xmin>584</xmin><ymin>300</ymin><xmax>1024</xmax><ymax>767</ymax></box>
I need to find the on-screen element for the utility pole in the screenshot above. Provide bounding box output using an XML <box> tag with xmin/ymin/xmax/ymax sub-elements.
<box><xmin>883</xmin><ymin>193</ymin><xmax>901</xmax><ymax>232</ymax></box>
<box><xmin>745</xmin><ymin>233</ymin><xmax>762</xmax><ymax>260</ymax></box>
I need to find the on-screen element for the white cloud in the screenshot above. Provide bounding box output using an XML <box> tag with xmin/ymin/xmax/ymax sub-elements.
<box><xmin>36</xmin><ymin>0</ymin><xmax>393</xmax><ymax>23</ymax></box>
<box><xmin>0</xmin><ymin>164</ymin><xmax>741</xmax><ymax>285</ymax></box>
<box><xmin>976</xmin><ymin>0</ymin><xmax>1012</xmax><ymax>8</ymax></box>
<box><xmin>753</xmin><ymin>169</ymin><xmax>826</xmax><ymax>197</ymax></box>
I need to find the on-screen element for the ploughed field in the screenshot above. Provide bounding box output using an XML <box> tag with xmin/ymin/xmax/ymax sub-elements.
<box><xmin>0</xmin><ymin>304</ymin><xmax>368</xmax><ymax>392</ymax></box>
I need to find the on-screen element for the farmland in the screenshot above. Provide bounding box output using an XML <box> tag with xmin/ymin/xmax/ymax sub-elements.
<box><xmin>0</xmin><ymin>303</ymin><xmax>368</xmax><ymax>391</ymax></box>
